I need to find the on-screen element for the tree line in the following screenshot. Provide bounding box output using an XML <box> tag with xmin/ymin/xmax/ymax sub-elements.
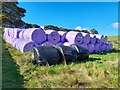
<box><xmin>1</xmin><ymin>1</ymin><xmax>98</xmax><ymax>34</ymax></box>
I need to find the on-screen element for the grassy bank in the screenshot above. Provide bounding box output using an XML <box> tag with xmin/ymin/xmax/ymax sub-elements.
<box><xmin>2</xmin><ymin>36</ymin><xmax>120</xmax><ymax>88</ymax></box>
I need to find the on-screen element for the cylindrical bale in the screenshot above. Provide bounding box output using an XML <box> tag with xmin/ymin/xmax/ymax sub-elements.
<box><xmin>58</xmin><ymin>31</ymin><xmax>68</xmax><ymax>42</ymax></box>
<box><xmin>101</xmin><ymin>43</ymin><xmax>107</xmax><ymax>52</ymax></box>
<box><xmin>103</xmin><ymin>35</ymin><xmax>108</xmax><ymax>43</ymax></box>
<box><xmin>70</xmin><ymin>44</ymin><xmax>89</xmax><ymax>60</ymax></box>
<box><xmin>32</xmin><ymin>46</ymin><xmax>61</xmax><ymax>65</ymax></box>
<box><xmin>13</xmin><ymin>28</ymin><xmax>23</xmax><ymax>38</ymax></box>
<box><xmin>5</xmin><ymin>35</ymin><xmax>14</xmax><ymax>45</ymax></box>
<box><xmin>63</xmin><ymin>42</ymin><xmax>73</xmax><ymax>46</ymax></box>
<box><xmin>106</xmin><ymin>43</ymin><xmax>113</xmax><ymax>52</ymax></box>
<box><xmin>94</xmin><ymin>43</ymin><xmax>101</xmax><ymax>53</ymax></box>
<box><xmin>79</xmin><ymin>44</ymin><xmax>88</xmax><ymax>50</ymax></box>
<box><xmin>12</xmin><ymin>38</ymin><xmax>20</xmax><ymax>48</ymax></box>
<box><xmin>54</xmin><ymin>46</ymin><xmax>78</xmax><ymax>63</ymax></box>
<box><xmin>56</xmin><ymin>42</ymin><xmax>63</xmax><ymax>46</ymax></box>
<box><xmin>81</xmin><ymin>32</ymin><xmax>90</xmax><ymax>44</ymax></box>
<box><xmin>65</xmin><ymin>31</ymin><xmax>83</xmax><ymax>45</ymax></box>
<box><xmin>89</xmin><ymin>34</ymin><xmax>96</xmax><ymax>44</ymax></box>
<box><xmin>19</xmin><ymin>30</ymin><xmax>25</xmax><ymax>38</ymax></box>
<box><xmin>41</xmin><ymin>41</ymin><xmax>53</xmax><ymax>46</ymax></box>
<box><xmin>4</xmin><ymin>28</ymin><xmax>12</xmax><ymax>36</ymax></box>
<box><xmin>8</xmin><ymin>28</ymin><xmax>14</xmax><ymax>38</ymax></box>
<box><xmin>95</xmin><ymin>34</ymin><xmax>104</xmax><ymax>43</ymax></box>
<box><xmin>15</xmin><ymin>39</ymin><xmax>39</xmax><ymax>53</ymax></box>
<box><xmin>45</xmin><ymin>30</ymin><xmax>60</xmax><ymax>44</ymax></box>
<box><xmin>87</xmin><ymin>43</ymin><xmax>94</xmax><ymax>53</ymax></box>
<box><xmin>23</xmin><ymin>28</ymin><xmax>46</xmax><ymax>44</ymax></box>
<box><xmin>4</xmin><ymin>28</ymin><xmax>11</xmax><ymax>39</ymax></box>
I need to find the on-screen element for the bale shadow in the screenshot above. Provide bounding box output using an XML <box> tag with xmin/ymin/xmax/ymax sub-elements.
<box><xmin>97</xmin><ymin>49</ymin><xmax>120</xmax><ymax>55</ymax></box>
<box><xmin>2</xmin><ymin>42</ymin><xmax>24</xmax><ymax>88</ymax></box>
<box><xmin>76</xmin><ymin>57</ymin><xmax>101</xmax><ymax>64</ymax></box>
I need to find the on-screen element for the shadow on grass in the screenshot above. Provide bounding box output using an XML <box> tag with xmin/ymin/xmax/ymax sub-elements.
<box><xmin>76</xmin><ymin>57</ymin><xmax>101</xmax><ymax>64</ymax></box>
<box><xmin>2</xmin><ymin>43</ymin><xmax>24</xmax><ymax>88</ymax></box>
<box><xmin>97</xmin><ymin>49</ymin><xmax>120</xmax><ymax>55</ymax></box>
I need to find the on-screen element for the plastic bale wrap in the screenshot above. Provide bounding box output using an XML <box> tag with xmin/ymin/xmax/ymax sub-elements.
<box><xmin>23</xmin><ymin>28</ymin><xmax>46</xmax><ymax>44</ymax></box>
<box><xmin>45</xmin><ymin>30</ymin><xmax>60</xmax><ymax>44</ymax></box>
<box><xmin>94</xmin><ymin>43</ymin><xmax>101</xmax><ymax>53</ymax></box>
<box><xmin>63</xmin><ymin>42</ymin><xmax>73</xmax><ymax>46</ymax></box>
<box><xmin>89</xmin><ymin>34</ymin><xmax>96</xmax><ymax>44</ymax></box>
<box><xmin>80</xmin><ymin>44</ymin><xmax>88</xmax><ymax>50</ymax></box>
<box><xmin>87</xmin><ymin>43</ymin><xmax>94</xmax><ymax>53</ymax></box>
<box><xmin>101</xmin><ymin>43</ymin><xmax>107</xmax><ymax>52</ymax></box>
<box><xmin>65</xmin><ymin>31</ymin><xmax>83</xmax><ymax>45</ymax></box>
<box><xmin>13</xmin><ymin>28</ymin><xmax>23</xmax><ymax>38</ymax></box>
<box><xmin>70</xmin><ymin>44</ymin><xmax>89</xmax><ymax>60</ymax></box>
<box><xmin>15</xmin><ymin>39</ymin><xmax>39</xmax><ymax>53</ymax></box>
<box><xmin>95</xmin><ymin>34</ymin><xmax>104</xmax><ymax>43</ymax></box>
<box><xmin>81</xmin><ymin>32</ymin><xmax>90</xmax><ymax>44</ymax></box>
<box><xmin>41</xmin><ymin>41</ymin><xmax>53</xmax><ymax>46</ymax></box>
<box><xmin>58</xmin><ymin>31</ymin><xmax>68</xmax><ymax>42</ymax></box>
<box><xmin>106</xmin><ymin>43</ymin><xmax>113</xmax><ymax>52</ymax></box>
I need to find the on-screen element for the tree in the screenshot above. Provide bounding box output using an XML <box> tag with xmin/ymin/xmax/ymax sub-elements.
<box><xmin>90</xmin><ymin>29</ymin><xmax>99</xmax><ymax>34</ymax></box>
<box><xmin>44</xmin><ymin>25</ymin><xmax>55</xmax><ymax>30</ymax></box>
<box><xmin>80</xmin><ymin>30</ymin><xmax>90</xmax><ymax>33</ymax></box>
<box><xmin>2</xmin><ymin>1</ymin><xmax>26</xmax><ymax>28</ymax></box>
<box><xmin>2</xmin><ymin>1</ymin><xmax>41</xmax><ymax>28</ymax></box>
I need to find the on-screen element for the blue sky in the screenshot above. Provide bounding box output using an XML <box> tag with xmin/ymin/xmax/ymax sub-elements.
<box><xmin>18</xmin><ymin>2</ymin><xmax>118</xmax><ymax>35</ymax></box>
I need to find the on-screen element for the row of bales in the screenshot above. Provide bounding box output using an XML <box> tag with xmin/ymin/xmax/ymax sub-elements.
<box><xmin>3</xmin><ymin>28</ymin><xmax>113</xmax><ymax>53</ymax></box>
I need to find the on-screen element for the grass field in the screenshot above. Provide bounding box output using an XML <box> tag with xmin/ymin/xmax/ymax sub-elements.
<box><xmin>2</xmin><ymin>36</ymin><xmax>120</xmax><ymax>88</ymax></box>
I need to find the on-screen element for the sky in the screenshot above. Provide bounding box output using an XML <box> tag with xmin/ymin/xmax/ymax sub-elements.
<box><xmin>18</xmin><ymin>2</ymin><xmax>118</xmax><ymax>35</ymax></box>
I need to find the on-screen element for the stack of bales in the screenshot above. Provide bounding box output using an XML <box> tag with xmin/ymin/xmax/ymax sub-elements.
<box><xmin>3</xmin><ymin>28</ymin><xmax>113</xmax><ymax>53</ymax></box>
<box><xmin>4</xmin><ymin>28</ymin><xmax>46</xmax><ymax>53</ymax></box>
<box><xmin>63</xmin><ymin>31</ymin><xmax>113</xmax><ymax>53</ymax></box>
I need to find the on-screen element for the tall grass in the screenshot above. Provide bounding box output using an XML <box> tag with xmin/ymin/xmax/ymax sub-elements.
<box><xmin>2</xmin><ymin>36</ymin><xmax>120</xmax><ymax>88</ymax></box>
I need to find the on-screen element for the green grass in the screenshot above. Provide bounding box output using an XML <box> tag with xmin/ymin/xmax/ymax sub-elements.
<box><xmin>2</xmin><ymin>36</ymin><xmax>120</xmax><ymax>88</ymax></box>
<box><xmin>108</xmin><ymin>36</ymin><xmax>119</xmax><ymax>41</ymax></box>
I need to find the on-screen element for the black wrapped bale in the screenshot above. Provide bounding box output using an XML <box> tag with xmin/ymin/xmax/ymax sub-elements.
<box><xmin>32</xmin><ymin>46</ymin><xmax>61</xmax><ymax>65</ymax></box>
<box><xmin>54</xmin><ymin>46</ymin><xmax>78</xmax><ymax>64</ymax></box>
<box><xmin>70</xmin><ymin>44</ymin><xmax>89</xmax><ymax>60</ymax></box>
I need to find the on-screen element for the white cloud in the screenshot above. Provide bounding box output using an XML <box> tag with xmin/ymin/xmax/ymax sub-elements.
<box><xmin>112</xmin><ymin>22</ymin><xmax>120</xmax><ymax>29</ymax></box>
<box><xmin>75</xmin><ymin>26</ymin><xmax>89</xmax><ymax>30</ymax></box>
<box><xmin>75</xmin><ymin>26</ymin><xmax>82</xmax><ymax>30</ymax></box>
<box><xmin>41</xmin><ymin>26</ymin><xmax>44</xmax><ymax>29</ymax></box>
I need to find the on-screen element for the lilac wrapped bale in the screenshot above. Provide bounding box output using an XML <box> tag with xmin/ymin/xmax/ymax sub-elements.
<box><xmin>12</xmin><ymin>39</ymin><xmax>20</xmax><ymax>48</ymax></box>
<box><xmin>4</xmin><ymin>28</ymin><xmax>11</xmax><ymax>39</ymax></box>
<box><xmin>106</xmin><ymin>43</ymin><xmax>113</xmax><ymax>52</ymax></box>
<box><xmin>19</xmin><ymin>30</ymin><xmax>25</xmax><ymax>38</ymax></box>
<box><xmin>15</xmin><ymin>39</ymin><xmax>39</xmax><ymax>53</ymax></box>
<box><xmin>101</xmin><ymin>43</ymin><xmax>107</xmax><ymax>52</ymax></box>
<box><xmin>56</xmin><ymin>42</ymin><xmax>63</xmax><ymax>46</ymax></box>
<box><xmin>81</xmin><ymin>32</ymin><xmax>90</xmax><ymax>44</ymax></box>
<box><xmin>87</xmin><ymin>44</ymin><xmax>94</xmax><ymax>53</ymax></box>
<box><xmin>80</xmin><ymin>44</ymin><xmax>88</xmax><ymax>50</ymax></box>
<box><xmin>13</xmin><ymin>28</ymin><xmax>23</xmax><ymax>38</ymax></box>
<box><xmin>5</xmin><ymin>36</ymin><xmax>12</xmax><ymax>44</ymax></box>
<box><xmin>8</xmin><ymin>28</ymin><xmax>14</xmax><ymax>38</ymax></box>
<box><xmin>94</xmin><ymin>43</ymin><xmax>101</xmax><ymax>53</ymax></box>
<box><xmin>103</xmin><ymin>35</ymin><xmax>108</xmax><ymax>43</ymax></box>
<box><xmin>63</xmin><ymin>42</ymin><xmax>73</xmax><ymax>46</ymax></box>
<box><xmin>65</xmin><ymin>31</ymin><xmax>83</xmax><ymax>45</ymax></box>
<box><xmin>41</xmin><ymin>41</ymin><xmax>53</xmax><ymax>46</ymax></box>
<box><xmin>23</xmin><ymin>28</ymin><xmax>46</xmax><ymax>44</ymax></box>
<box><xmin>58</xmin><ymin>31</ymin><xmax>68</xmax><ymax>42</ymax></box>
<box><xmin>45</xmin><ymin>30</ymin><xmax>60</xmax><ymax>44</ymax></box>
<box><xmin>95</xmin><ymin>34</ymin><xmax>104</xmax><ymax>43</ymax></box>
<box><xmin>89</xmin><ymin>34</ymin><xmax>96</xmax><ymax>44</ymax></box>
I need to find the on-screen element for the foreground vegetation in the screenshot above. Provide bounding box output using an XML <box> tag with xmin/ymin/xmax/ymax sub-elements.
<box><xmin>2</xmin><ymin>36</ymin><xmax>120</xmax><ymax>88</ymax></box>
